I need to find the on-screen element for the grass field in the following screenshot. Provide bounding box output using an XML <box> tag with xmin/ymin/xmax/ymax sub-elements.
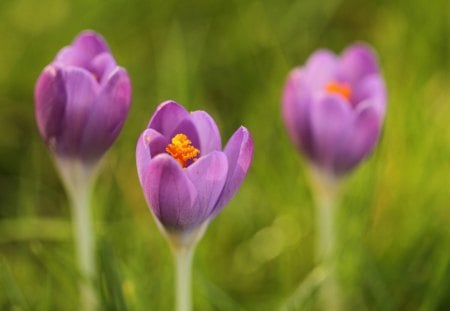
<box><xmin>0</xmin><ymin>0</ymin><xmax>449</xmax><ymax>310</ymax></box>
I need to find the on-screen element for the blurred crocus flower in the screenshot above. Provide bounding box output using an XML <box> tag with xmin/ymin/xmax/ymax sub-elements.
<box><xmin>35</xmin><ymin>30</ymin><xmax>131</xmax><ymax>165</ymax></box>
<box><xmin>136</xmin><ymin>101</ymin><xmax>253</xmax><ymax>240</ymax></box>
<box><xmin>34</xmin><ymin>31</ymin><xmax>131</xmax><ymax>310</ymax></box>
<box><xmin>282</xmin><ymin>44</ymin><xmax>387</xmax><ymax>310</ymax></box>
<box><xmin>282</xmin><ymin>43</ymin><xmax>386</xmax><ymax>178</ymax></box>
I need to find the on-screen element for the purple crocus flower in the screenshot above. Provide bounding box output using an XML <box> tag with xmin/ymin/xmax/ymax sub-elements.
<box><xmin>136</xmin><ymin>101</ymin><xmax>254</xmax><ymax>233</ymax></box>
<box><xmin>35</xmin><ymin>30</ymin><xmax>131</xmax><ymax>164</ymax></box>
<box><xmin>282</xmin><ymin>43</ymin><xmax>386</xmax><ymax>177</ymax></box>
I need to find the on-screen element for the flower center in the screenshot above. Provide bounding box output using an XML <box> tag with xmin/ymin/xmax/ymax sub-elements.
<box><xmin>325</xmin><ymin>81</ymin><xmax>352</xmax><ymax>101</ymax></box>
<box><xmin>165</xmin><ymin>133</ymin><xmax>200</xmax><ymax>168</ymax></box>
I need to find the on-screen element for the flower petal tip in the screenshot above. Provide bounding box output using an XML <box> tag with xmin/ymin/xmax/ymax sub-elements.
<box><xmin>74</xmin><ymin>30</ymin><xmax>110</xmax><ymax>51</ymax></box>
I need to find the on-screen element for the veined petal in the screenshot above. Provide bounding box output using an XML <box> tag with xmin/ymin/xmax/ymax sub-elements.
<box><xmin>339</xmin><ymin>43</ymin><xmax>379</xmax><ymax>85</ymax></box>
<box><xmin>136</xmin><ymin>129</ymin><xmax>168</xmax><ymax>184</ymax></box>
<box><xmin>79</xmin><ymin>67</ymin><xmax>131</xmax><ymax>162</ymax></box>
<box><xmin>310</xmin><ymin>95</ymin><xmax>353</xmax><ymax>173</ymax></box>
<box><xmin>186</xmin><ymin>151</ymin><xmax>228</xmax><ymax>222</ymax></box>
<box><xmin>213</xmin><ymin>126</ymin><xmax>253</xmax><ymax>215</ymax></box>
<box><xmin>189</xmin><ymin>111</ymin><xmax>222</xmax><ymax>155</ymax></box>
<box><xmin>34</xmin><ymin>65</ymin><xmax>66</xmax><ymax>145</ymax></box>
<box><xmin>148</xmin><ymin>101</ymin><xmax>190</xmax><ymax>137</ymax></box>
<box><xmin>58</xmin><ymin>67</ymin><xmax>99</xmax><ymax>157</ymax></box>
<box><xmin>142</xmin><ymin>154</ymin><xmax>198</xmax><ymax>231</ymax></box>
<box><xmin>282</xmin><ymin>68</ymin><xmax>314</xmax><ymax>157</ymax></box>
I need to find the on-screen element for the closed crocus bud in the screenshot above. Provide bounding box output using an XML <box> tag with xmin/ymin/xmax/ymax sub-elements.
<box><xmin>136</xmin><ymin>101</ymin><xmax>253</xmax><ymax>242</ymax></box>
<box><xmin>35</xmin><ymin>30</ymin><xmax>131</xmax><ymax>165</ymax></box>
<box><xmin>282</xmin><ymin>43</ymin><xmax>386</xmax><ymax>178</ymax></box>
<box><xmin>34</xmin><ymin>32</ymin><xmax>131</xmax><ymax>310</ymax></box>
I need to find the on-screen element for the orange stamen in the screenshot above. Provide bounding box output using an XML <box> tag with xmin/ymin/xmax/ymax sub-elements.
<box><xmin>165</xmin><ymin>134</ymin><xmax>200</xmax><ymax>168</ymax></box>
<box><xmin>325</xmin><ymin>81</ymin><xmax>352</xmax><ymax>101</ymax></box>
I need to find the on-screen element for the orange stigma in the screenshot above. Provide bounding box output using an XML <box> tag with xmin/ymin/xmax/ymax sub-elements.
<box><xmin>165</xmin><ymin>133</ymin><xmax>200</xmax><ymax>168</ymax></box>
<box><xmin>325</xmin><ymin>81</ymin><xmax>352</xmax><ymax>101</ymax></box>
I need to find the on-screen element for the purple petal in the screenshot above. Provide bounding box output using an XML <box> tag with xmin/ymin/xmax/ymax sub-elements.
<box><xmin>55</xmin><ymin>47</ymin><xmax>81</xmax><ymax>67</ymax></box>
<box><xmin>145</xmin><ymin>129</ymin><xmax>169</xmax><ymax>158</ymax></box>
<box><xmin>186</xmin><ymin>151</ymin><xmax>228</xmax><ymax>223</ymax></box>
<box><xmin>55</xmin><ymin>31</ymin><xmax>110</xmax><ymax>68</ymax></box>
<box><xmin>141</xmin><ymin>154</ymin><xmax>198</xmax><ymax>231</ymax></box>
<box><xmin>58</xmin><ymin>67</ymin><xmax>99</xmax><ymax>157</ymax></box>
<box><xmin>213</xmin><ymin>127</ymin><xmax>253</xmax><ymax>215</ymax></box>
<box><xmin>89</xmin><ymin>52</ymin><xmax>117</xmax><ymax>84</ymax></box>
<box><xmin>190</xmin><ymin>111</ymin><xmax>222</xmax><ymax>155</ymax></box>
<box><xmin>34</xmin><ymin>66</ymin><xmax>66</xmax><ymax>146</ymax></box>
<box><xmin>310</xmin><ymin>95</ymin><xmax>353</xmax><ymax>173</ymax></box>
<box><xmin>353</xmin><ymin>74</ymin><xmax>387</xmax><ymax>119</ymax></box>
<box><xmin>136</xmin><ymin>129</ymin><xmax>168</xmax><ymax>184</ymax></box>
<box><xmin>282</xmin><ymin>68</ymin><xmax>314</xmax><ymax>157</ymax></box>
<box><xmin>339</xmin><ymin>43</ymin><xmax>379</xmax><ymax>85</ymax></box>
<box><xmin>335</xmin><ymin>107</ymin><xmax>381</xmax><ymax>174</ymax></box>
<box><xmin>73</xmin><ymin>31</ymin><xmax>110</xmax><ymax>54</ymax></box>
<box><xmin>304</xmin><ymin>49</ymin><xmax>339</xmax><ymax>90</ymax></box>
<box><xmin>79</xmin><ymin>67</ymin><xmax>131</xmax><ymax>162</ymax></box>
<box><xmin>148</xmin><ymin>101</ymin><xmax>190</xmax><ymax>137</ymax></box>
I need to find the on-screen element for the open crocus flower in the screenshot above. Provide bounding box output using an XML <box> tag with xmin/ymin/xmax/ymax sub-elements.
<box><xmin>282</xmin><ymin>43</ymin><xmax>386</xmax><ymax>177</ymax></box>
<box><xmin>35</xmin><ymin>30</ymin><xmax>131</xmax><ymax>165</ymax></box>
<box><xmin>136</xmin><ymin>101</ymin><xmax>253</xmax><ymax>235</ymax></box>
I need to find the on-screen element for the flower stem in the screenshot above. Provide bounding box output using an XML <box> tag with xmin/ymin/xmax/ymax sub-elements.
<box><xmin>70</xmin><ymin>182</ymin><xmax>97</xmax><ymax>311</ymax></box>
<box><xmin>55</xmin><ymin>158</ymin><xmax>98</xmax><ymax>311</ymax></box>
<box><xmin>315</xmin><ymin>189</ymin><xmax>341</xmax><ymax>311</ymax></box>
<box><xmin>164</xmin><ymin>223</ymin><xmax>208</xmax><ymax>311</ymax></box>
<box><xmin>309</xmin><ymin>168</ymin><xmax>342</xmax><ymax>311</ymax></box>
<box><xmin>174</xmin><ymin>246</ymin><xmax>194</xmax><ymax>311</ymax></box>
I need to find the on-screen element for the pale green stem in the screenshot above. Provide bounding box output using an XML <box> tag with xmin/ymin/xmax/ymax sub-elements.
<box><xmin>69</xmin><ymin>182</ymin><xmax>97</xmax><ymax>311</ymax></box>
<box><xmin>164</xmin><ymin>222</ymin><xmax>208</xmax><ymax>311</ymax></box>
<box><xmin>55</xmin><ymin>158</ymin><xmax>98</xmax><ymax>311</ymax></box>
<box><xmin>174</xmin><ymin>246</ymin><xmax>194</xmax><ymax>311</ymax></box>
<box><xmin>315</xmin><ymin>189</ymin><xmax>341</xmax><ymax>311</ymax></box>
<box><xmin>309</xmin><ymin>167</ymin><xmax>342</xmax><ymax>311</ymax></box>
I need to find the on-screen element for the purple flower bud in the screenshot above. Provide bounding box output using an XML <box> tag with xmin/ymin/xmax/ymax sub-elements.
<box><xmin>35</xmin><ymin>30</ymin><xmax>132</xmax><ymax>164</ymax></box>
<box><xmin>136</xmin><ymin>101</ymin><xmax>254</xmax><ymax>233</ymax></box>
<box><xmin>282</xmin><ymin>43</ymin><xmax>387</xmax><ymax>177</ymax></box>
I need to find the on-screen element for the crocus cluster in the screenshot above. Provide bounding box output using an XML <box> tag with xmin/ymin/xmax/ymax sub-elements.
<box><xmin>35</xmin><ymin>31</ymin><xmax>131</xmax><ymax>165</ymax></box>
<box><xmin>282</xmin><ymin>43</ymin><xmax>386</xmax><ymax>177</ymax></box>
<box><xmin>136</xmin><ymin>101</ymin><xmax>254</xmax><ymax>234</ymax></box>
<box><xmin>34</xmin><ymin>29</ymin><xmax>387</xmax><ymax>311</ymax></box>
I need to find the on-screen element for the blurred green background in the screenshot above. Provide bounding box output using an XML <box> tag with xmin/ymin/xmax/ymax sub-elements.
<box><xmin>0</xmin><ymin>0</ymin><xmax>449</xmax><ymax>310</ymax></box>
